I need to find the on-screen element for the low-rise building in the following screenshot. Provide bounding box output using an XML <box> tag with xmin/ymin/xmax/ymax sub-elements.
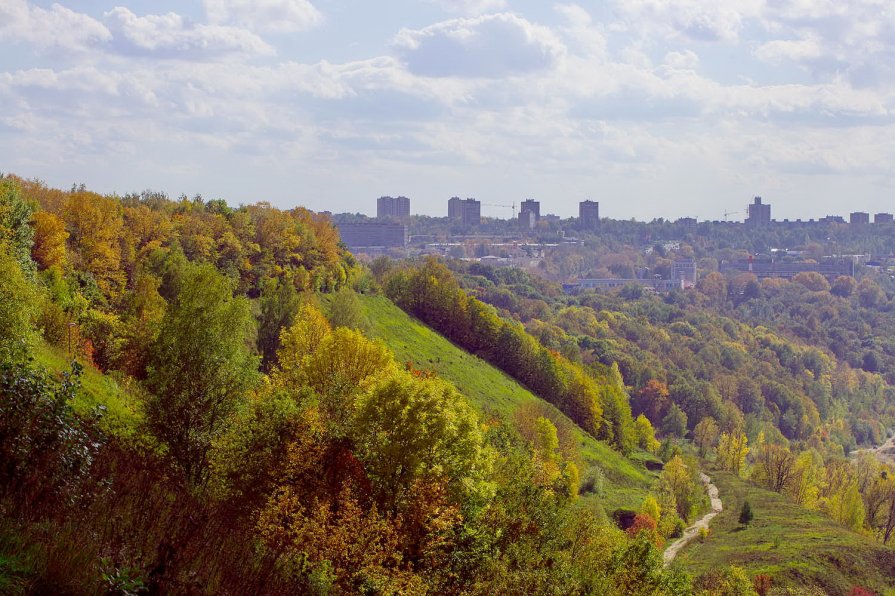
<box><xmin>336</xmin><ymin>222</ymin><xmax>407</xmax><ymax>250</ymax></box>
<box><xmin>563</xmin><ymin>278</ymin><xmax>685</xmax><ymax>294</ymax></box>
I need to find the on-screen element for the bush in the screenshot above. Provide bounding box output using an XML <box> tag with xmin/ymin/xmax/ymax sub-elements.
<box><xmin>0</xmin><ymin>361</ymin><xmax>104</xmax><ymax>510</ymax></box>
<box><xmin>579</xmin><ymin>467</ymin><xmax>606</xmax><ymax>496</ymax></box>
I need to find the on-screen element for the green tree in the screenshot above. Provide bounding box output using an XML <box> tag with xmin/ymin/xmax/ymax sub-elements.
<box><xmin>739</xmin><ymin>501</ymin><xmax>753</xmax><ymax>525</ymax></box>
<box><xmin>0</xmin><ymin>177</ymin><xmax>35</xmax><ymax>274</ymax></box>
<box><xmin>328</xmin><ymin>286</ymin><xmax>368</xmax><ymax>331</ymax></box>
<box><xmin>634</xmin><ymin>414</ymin><xmax>660</xmax><ymax>453</ymax></box>
<box><xmin>354</xmin><ymin>370</ymin><xmax>494</xmax><ymax>514</ymax></box>
<box><xmin>0</xmin><ymin>245</ymin><xmax>37</xmax><ymax>363</ymax></box>
<box><xmin>257</xmin><ymin>276</ymin><xmax>300</xmax><ymax>371</ymax></box>
<box><xmin>662</xmin><ymin>404</ymin><xmax>688</xmax><ymax>438</ymax></box>
<box><xmin>146</xmin><ymin>263</ymin><xmax>259</xmax><ymax>483</ymax></box>
<box><xmin>693</xmin><ymin>417</ymin><xmax>720</xmax><ymax>457</ymax></box>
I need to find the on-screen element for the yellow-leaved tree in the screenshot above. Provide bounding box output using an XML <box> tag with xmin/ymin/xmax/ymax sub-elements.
<box><xmin>717</xmin><ymin>430</ymin><xmax>749</xmax><ymax>476</ymax></box>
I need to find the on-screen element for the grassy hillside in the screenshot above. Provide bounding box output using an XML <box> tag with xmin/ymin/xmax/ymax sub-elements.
<box><xmin>32</xmin><ymin>343</ymin><xmax>146</xmax><ymax>443</ymax></box>
<box><xmin>674</xmin><ymin>469</ymin><xmax>895</xmax><ymax>594</ymax></box>
<box><xmin>355</xmin><ymin>294</ymin><xmax>658</xmax><ymax>511</ymax></box>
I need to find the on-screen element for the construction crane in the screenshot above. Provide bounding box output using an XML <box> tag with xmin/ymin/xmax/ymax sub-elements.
<box><xmin>482</xmin><ymin>202</ymin><xmax>516</xmax><ymax>217</ymax></box>
<box><xmin>723</xmin><ymin>210</ymin><xmax>743</xmax><ymax>221</ymax></box>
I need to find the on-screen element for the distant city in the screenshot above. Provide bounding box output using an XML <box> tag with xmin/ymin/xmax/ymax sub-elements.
<box><xmin>335</xmin><ymin>194</ymin><xmax>893</xmax><ymax>252</ymax></box>
<box><xmin>332</xmin><ymin>193</ymin><xmax>893</xmax><ymax>295</ymax></box>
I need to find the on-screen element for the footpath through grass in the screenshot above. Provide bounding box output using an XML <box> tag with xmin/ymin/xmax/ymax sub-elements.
<box><xmin>674</xmin><ymin>469</ymin><xmax>895</xmax><ymax>594</ymax></box>
<box><xmin>356</xmin><ymin>294</ymin><xmax>658</xmax><ymax>511</ymax></box>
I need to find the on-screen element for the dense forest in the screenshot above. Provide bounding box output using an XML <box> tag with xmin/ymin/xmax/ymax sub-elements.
<box><xmin>1</xmin><ymin>175</ymin><xmax>706</xmax><ymax>594</ymax></box>
<box><xmin>2</xmin><ymin>175</ymin><xmax>895</xmax><ymax>594</ymax></box>
<box><xmin>439</xmin><ymin>259</ymin><xmax>895</xmax><ymax>544</ymax></box>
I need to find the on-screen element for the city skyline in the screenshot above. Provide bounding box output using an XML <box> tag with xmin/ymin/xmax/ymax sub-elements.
<box><xmin>4</xmin><ymin>1</ymin><xmax>895</xmax><ymax>220</ymax></box>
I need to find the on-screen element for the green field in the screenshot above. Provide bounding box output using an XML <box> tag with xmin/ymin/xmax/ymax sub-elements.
<box><xmin>673</xmin><ymin>469</ymin><xmax>895</xmax><ymax>594</ymax></box>
<box><xmin>354</xmin><ymin>294</ymin><xmax>658</xmax><ymax>511</ymax></box>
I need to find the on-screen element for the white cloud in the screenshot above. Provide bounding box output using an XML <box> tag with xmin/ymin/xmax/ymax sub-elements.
<box><xmin>756</xmin><ymin>1</ymin><xmax>895</xmax><ymax>87</ymax></box>
<box><xmin>104</xmin><ymin>7</ymin><xmax>274</xmax><ymax>59</ymax></box>
<box><xmin>617</xmin><ymin>0</ymin><xmax>763</xmax><ymax>43</ymax></box>
<box><xmin>427</xmin><ymin>0</ymin><xmax>507</xmax><ymax>15</ymax></box>
<box><xmin>554</xmin><ymin>4</ymin><xmax>607</xmax><ymax>59</ymax></box>
<box><xmin>0</xmin><ymin>0</ymin><xmax>111</xmax><ymax>52</ymax></box>
<box><xmin>755</xmin><ymin>37</ymin><xmax>824</xmax><ymax>64</ymax></box>
<box><xmin>664</xmin><ymin>50</ymin><xmax>700</xmax><ymax>69</ymax></box>
<box><xmin>203</xmin><ymin>0</ymin><xmax>322</xmax><ymax>33</ymax></box>
<box><xmin>393</xmin><ymin>13</ymin><xmax>565</xmax><ymax>78</ymax></box>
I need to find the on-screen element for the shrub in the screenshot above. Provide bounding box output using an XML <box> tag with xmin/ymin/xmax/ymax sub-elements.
<box><xmin>0</xmin><ymin>361</ymin><xmax>104</xmax><ymax>510</ymax></box>
<box><xmin>739</xmin><ymin>501</ymin><xmax>753</xmax><ymax>526</ymax></box>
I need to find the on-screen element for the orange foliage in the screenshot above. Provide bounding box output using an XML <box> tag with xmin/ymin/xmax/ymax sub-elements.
<box><xmin>626</xmin><ymin>513</ymin><xmax>663</xmax><ymax>548</ymax></box>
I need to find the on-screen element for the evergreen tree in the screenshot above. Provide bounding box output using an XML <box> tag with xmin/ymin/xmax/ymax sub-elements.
<box><xmin>739</xmin><ymin>500</ymin><xmax>753</xmax><ymax>525</ymax></box>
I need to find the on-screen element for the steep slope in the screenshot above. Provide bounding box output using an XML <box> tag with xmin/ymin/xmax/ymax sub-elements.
<box><xmin>357</xmin><ymin>294</ymin><xmax>658</xmax><ymax>511</ymax></box>
<box><xmin>674</xmin><ymin>469</ymin><xmax>895</xmax><ymax>593</ymax></box>
<box><xmin>32</xmin><ymin>343</ymin><xmax>146</xmax><ymax>443</ymax></box>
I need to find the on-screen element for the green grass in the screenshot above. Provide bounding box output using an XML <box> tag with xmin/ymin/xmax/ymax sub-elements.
<box><xmin>32</xmin><ymin>342</ymin><xmax>146</xmax><ymax>443</ymax></box>
<box><xmin>674</xmin><ymin>469</ymin><xmax>895</xmax><ymax>594</ymax></box>
<box><xmin>353</xmin><ymin>294</ymin><xmax>658</xmax><ymax>511</ymax></box>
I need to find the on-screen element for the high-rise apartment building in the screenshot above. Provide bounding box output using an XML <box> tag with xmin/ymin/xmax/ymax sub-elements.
<box><xmin>850</xmin><ymin>211</ymin><xmax>870</xmax><ymax>225</ymax></box>
<box><xmin>520</xmin><ymin>199</ymin><xmax>540</xmax><ymax>220</ymax></box>
<box><xmin>518</xmin><ymin>199</ymin><xmax>540</xmax><ymax>229</ymax></box>
<box><xmin>448</xmin><ymin>197</ymin><xmax>481</xmax><ymax>225</ymax></box>
<box><xmin>579</xmin><ymin>200</ymin><xmax>600</xmax><ymax>230</ymax></box>
<box><xmin>376</xmin><ymin>196</ymin><xmax>410</xmax><ymax>218</ymax></box>
<box><xmin>746</xmin><ymin>196</ymin><xmax>771</xmax><ymax>226</ymax></box>
<box><xmin>875</xmin><ymin>213</ymin><xmax>894</xmax><ymax>224</ymax></box>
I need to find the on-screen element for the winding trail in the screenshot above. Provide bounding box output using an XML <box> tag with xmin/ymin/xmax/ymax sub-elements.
<box><xmin>852</xmin><ymin>434</ymin><xmax>895</xmax><ymax>467</ymax></box>
<box><xmin>663</xmin><ymin>473</ymin><xmax>723</xmax><ymax>566</ymax></box>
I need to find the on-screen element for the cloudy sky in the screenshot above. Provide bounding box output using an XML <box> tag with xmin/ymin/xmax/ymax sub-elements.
<box><xmin>3</xmin><ymin>0</ymin><xmax>895</xmax><ymax>220</ymax></box>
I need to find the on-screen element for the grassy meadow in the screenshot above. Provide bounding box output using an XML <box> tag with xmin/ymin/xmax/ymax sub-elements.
<box><xmin>354</xmin><ymin>294</ymin><xmax>659</xmax><ymax>511</ymax></box>
<box><xmin>673</xmin><ymin>469</ymin><xmax>895</xmax><ymax>594</ymax></box>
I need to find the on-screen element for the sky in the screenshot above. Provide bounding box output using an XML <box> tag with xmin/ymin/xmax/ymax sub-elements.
<box><xmin>3</xmin><ymin>0</ymin><xmax>895</xmax><ymax>220</ymax></box>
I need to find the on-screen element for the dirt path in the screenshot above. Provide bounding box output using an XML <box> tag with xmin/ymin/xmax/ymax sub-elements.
<box><xmin>663</xmin><ymin>472</ymin><xmax>723</xmax><ymax>566</ymax></box>
<box><xmin>852</xmin><ymin>434</ymin><xmax>895</xmax><ymax>467</ymax></box>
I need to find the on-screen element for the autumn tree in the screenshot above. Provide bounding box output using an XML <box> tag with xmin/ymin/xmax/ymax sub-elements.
<box><xmin>819</xmin><ymin>459</ymin><xmax>866</xmax><ymax>532</ymax></box>
<box><xmin>693</xmin><ymin>417</ymin><xmax>720</xmax><ymax>457</ymax></box>
<box><xmin>146</xmin><ymin>263</ymin><xmax>258</xmax><ymax>483</ymax></box>
<box><xmin>792</xmin><ymin>271</ymin><xmax>830</xmax><ymax>292</ymax></box>
<box><xmin>787</xmin><ymin>450</ymin><xmax>823</xmax><ymax>508</ymax></box>
<box><xmin>64</xmin><ymin>190</ymin><xmax>126</xmax><ymax>299</ymax></box>
<box><xmin>752</xmin><ymin>442</ymin><xmax>797</xmax><ymax>493</ymax></box>
<box><xmin>830</xmin><ymin>275</ymin><xmax>857</xmax><ymax>298</ymax></box>
<box><xmin>660</xmin><ymin>455</ymin><xmax>699</xmax><ymax>520</ymax></box>
<box><xmin>717</xmin><ymin>430</ymin><xmax>749</xmax><ymax>476</ymax></box>
<box><xmin>632</xmin><ymin>379</ymin><xmax>670</xmax><ymax>424</ymax></box>
<box><xmin>353</xmin><ymin>370</ymin><xmax>494</xmax><ymax>514</ymax></box>
<box><xmin>31</xmin><ymin>211</ymin><xmax>68</xmax><ymax>271</ymax></box>
<box><xmin>633</xmin><ymin>414</ymin><xmax>660</xmax><ymax>453</ymax></box>
<box><xmin>118</xmin><ymin>273</ymin><xmax>167</xmax><ymax>378</ymax></box>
